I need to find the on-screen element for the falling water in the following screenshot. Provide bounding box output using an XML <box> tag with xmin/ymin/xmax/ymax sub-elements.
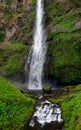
<box><xmin>29</xmin><ymin>100</ymin><xmax>63</xmax><ymax>127</ymax></box>
<box><xmin>26</xmin><ymin>0</ymin><xmax>47</xmax><ymax>90</ymax></box>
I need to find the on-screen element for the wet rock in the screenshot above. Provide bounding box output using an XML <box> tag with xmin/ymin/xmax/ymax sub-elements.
<box><xmin>53</xmin><ymin>24</ymin><xmax>65</xmax><ymax>33</ymax></box>
<box><xmin>43</xmin><ymin>86</ymin><xmax>51</xmax><ymax>94</ymax></box>
<box><xmin>24</xmin><ymin>100</ymin><xmax>63</xmax><ymax>130</ymax></box>
<box><xmin>11</xmin><ymin>0</ymin><xmax>18</xmax><ymax>12</ymax></box>
<box><xmin>72</xmin><ymin>20</ymin><xmax>81</xmax><ymax>31</ymax></box>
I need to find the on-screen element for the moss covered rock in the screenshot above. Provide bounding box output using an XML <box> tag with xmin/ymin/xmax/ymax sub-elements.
<box><xmin>43</xmin><ymin>86</ymin><xmax>51</xmax><ymax>94</ymax></box>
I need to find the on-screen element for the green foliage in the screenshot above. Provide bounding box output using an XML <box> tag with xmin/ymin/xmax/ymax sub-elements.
<box><xmin>0</xmin><ymin>32</ymin><xmax>5</xmax><ymax>43</ymax></box>
<box><xmin>2</xmin><ymin>0</ymin><xmax>36</xmax><ymax>76</ymax></box>
<box><xmin>45</xmin><ymin>0</ymin><xmax>73</xmax><ymax>26</ymax></box>
<box><xmin>5</xmin><ymin>0</ymin><xmax>11</xmax><ymax>5</ymax></box>
<box><xmin>45</xmin><ymin>0</ymin><xmax>81</xmax><ymax>83</ymax></box>
<box><xmin>11</xmin><ymin>41</ymin><xmax>23</xmax><ymax>44</ymax></box>
<box><xmin>73</xmin><ymin>0</ymin><xmax>81</xmax><ymax>7</ymax></box>
<box><xmin>48</xmin><ymin>32</ymin><xmax>81</xmax><ymax>83</ymax></box>
<box><xmin>4</xmin><ymin>0</ymin><xmax>13</xmax><ymax>21</ymax></box>
<box><xmin>2</xmin><ymin>54</ymin><xmax>21</xmax><ymax>75</ymax></box>
<box><xmin>28</xmin><ymin>0</ymin><xmax>36</xmax><ymax>6</ymax></box>
<box><xmin>49</xmin><ymin>84</ymin><xmax>81</xmax><ymax>130</ymax></box>
<box><xmin>0</xmin><ymin>42</ymin><xmax>29</xmax><ymax>76</ymax></box>
<box><xmin>22</xmin><ymin>8</ymin><xmax>35</xmax><ymax>41</ymax></box>
<box><xmin>0</xmin><ymin>77</ymin><xmax>35</xmax><ymax>130</ymax></box>
<box><xmin>4</xmin><ymin>7</ymin><xmax>13</xmax><ymax>20</ymax></box>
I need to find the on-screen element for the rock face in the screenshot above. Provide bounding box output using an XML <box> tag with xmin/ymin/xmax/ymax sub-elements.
<box><xmin>3</xmin><ymin>0</ymin><xmax>35</xmax><ymax>44</ymax></box>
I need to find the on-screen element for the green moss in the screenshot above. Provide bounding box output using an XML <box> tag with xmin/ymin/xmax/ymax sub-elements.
<box><xmin>2</xmin><ymin>54</ymin><xmax>21</xmax><ymax>75</ymax></box>
<box><xmin>0</xmin><ymin>77</ymin><xmax>35</xmax><ymax>130</ymax></box>
<box><xmin>0</xmin><ymin>32</ymin><xmax>5</xmax><ymax>43</ymax></box>
<box><xmin>0</xmin><ymin>42</ymin><xmax>29</xmax><ymax>76</ymax></box>
<box><xmin>5</xmin><ymin>0</ymin><xmax>11</xmax><ymax>5</ymax></box>
<box><xmin>72</xmin><ymin>0</ymin><xmax>81</xmax><ymax>7</ymax></box>
<box><xmin>20</xmin><ymin>0</ymin><xmax>36</xmax><ymax>43</ymax></box>
<box><xmin>1</xmin><ymin>1</ymin><xmax>36</xmax><ymax>75</ymax></box>
<box><xmin>48</xmin><ymin>32</ymin><xmax>81</xmax><ymax>83</ymax></box>
<box><xmin>45</xmin><ymin>0</ymin><xmax>81</xmax><ymax>84</ymax></box>
<box><xmin>4</xmin><ymin>0</ymin><xmax>13</xmax><ymax>21</ymax></box>
<box><xmin>49</xmin><ymin>84</ymin><xmax>81</xmax><ymax>130</ymax></box>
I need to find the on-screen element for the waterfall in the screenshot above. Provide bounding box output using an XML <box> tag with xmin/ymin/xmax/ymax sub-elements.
<box><xmin>25</xmin><ymin>0</ymin><xmax>47</xmax><ymax>90</ymax></box>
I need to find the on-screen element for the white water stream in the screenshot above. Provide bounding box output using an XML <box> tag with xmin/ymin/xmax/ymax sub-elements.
<box><xmin>29</xmin><ymin>100</ymin><xmax>63</xmax><ymax>127</ymax></box>
<box><xmin>25</xmin><ymin>0</ymin><xmax>47</xmax><ymax>90</ymax></box>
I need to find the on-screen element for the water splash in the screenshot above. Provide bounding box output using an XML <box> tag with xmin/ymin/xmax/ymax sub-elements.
<box><xmin>25</xmin><ymin>0</ymin><xmax>47</xmax><ymax>90</ymax></box>
<box><xmin>29</xmin><ymin>100</ymin><xmax>63</xmax><ymax>127</ymax></box>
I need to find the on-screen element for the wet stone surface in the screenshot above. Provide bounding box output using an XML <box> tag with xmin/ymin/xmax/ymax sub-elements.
<box><xmin>24</xmin><ymin>99</ymin><xmax>63</xmax><ymax>130</ymax></box>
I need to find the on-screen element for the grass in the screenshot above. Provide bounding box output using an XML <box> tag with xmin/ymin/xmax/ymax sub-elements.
<box><xmin>49</xmin><ymin>84</ymin><xmax>81</xmax><ymax>130</ymax></box>
<box><xmin>0</xmin><ymin>77</ymin><xmax>35</xmax><ymax>130</ymax></box>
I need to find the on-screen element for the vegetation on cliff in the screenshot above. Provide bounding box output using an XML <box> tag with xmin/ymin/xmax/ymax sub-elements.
<box><xmin>0</xmin><ymin>42</ymin><xmax>29</xmax><ymax>77</ymax></box>
<box><xmin>0</xmin><ymin>0</ymin><xmax>36</xmax><ymax>78</ymax></box>
<box><xmin>45</xmin><ymin>0</ymin><xmax>81</xmax><ymax>84</ymax></box>
<box><xmin>0</xmin><ymin>77</ymin><xmax>35</xmax><ymax>130</ymax></box>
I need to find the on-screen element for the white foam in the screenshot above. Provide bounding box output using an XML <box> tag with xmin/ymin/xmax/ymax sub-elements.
<box><xmin>29</xmin><ymin>100</ymin><xmax>63</xmax><ymax>127</ymax></box>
